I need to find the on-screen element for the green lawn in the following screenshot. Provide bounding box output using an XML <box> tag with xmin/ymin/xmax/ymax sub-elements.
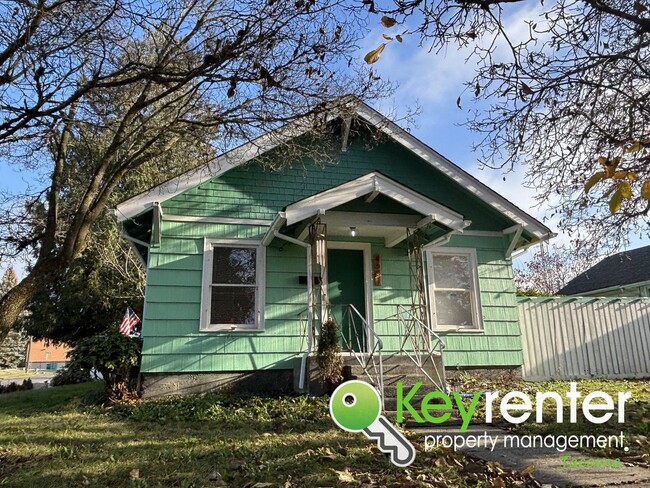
<box><xmin>0</xmin><ymin>369</ymin><xmax>41</xmax><ymax>380</ymax></box>
<box><xmin>0</xmin><ymin>382</ymin><xmax>536</xmax><ymax>488</ymax></box>
<box><xmin>504</xmin><ymin>379</ymin><xmax>650</xmax><ymax>464</ymax></box>
<box><xmin>3</xmin><ymin>379</ymin><xmax>645</xmax><ymax>487</ymax></box>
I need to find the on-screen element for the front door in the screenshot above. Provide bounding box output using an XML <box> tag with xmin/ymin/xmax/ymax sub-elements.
<box><xmin>327</xmin><ymin>248</ymin><xmax>366</xmax><ymax>352</ymax></box>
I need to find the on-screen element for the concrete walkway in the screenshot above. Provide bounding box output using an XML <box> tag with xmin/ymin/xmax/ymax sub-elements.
<box><xmin>411</xmin><ymin>425</ymin><xmax>650</xmax><ymax>487</ymax></box>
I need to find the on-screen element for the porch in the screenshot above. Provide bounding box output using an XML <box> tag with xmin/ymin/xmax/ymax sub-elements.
<box><xmin>261</xmin><ymin>172</ymin><xmax>463</xmax><ymax>406</ymax></box>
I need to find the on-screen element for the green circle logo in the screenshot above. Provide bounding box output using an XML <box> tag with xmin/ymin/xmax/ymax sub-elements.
<box><xmin>329</xmin><ymin>380</ymin><xmax>381</xmax><ymax>432</ymax></box>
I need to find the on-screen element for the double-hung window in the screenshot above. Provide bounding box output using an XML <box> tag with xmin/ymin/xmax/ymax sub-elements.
<box><xmin>426</xmin><ymin>248</ymin><xmax>482</xmax><ymax>330</ymax></box>
<box><xmin>200</xmin><ymin>239</ymin><xmax>265</xmax><ymax>331</ymax></box>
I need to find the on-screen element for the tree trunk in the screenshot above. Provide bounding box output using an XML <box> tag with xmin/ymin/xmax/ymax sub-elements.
<box><xmin>0</xmin><ymin>258</ymin><xmax>65</xmax><ymax>341</ymax></box>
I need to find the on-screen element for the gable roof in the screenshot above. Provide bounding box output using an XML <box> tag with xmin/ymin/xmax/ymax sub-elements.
<box><xmin>559</xmin><ymin>245</ymin><xmax>650</xmax><ymax>295</ymax></box>
<box><xmin>284</xmin><ymin>172</ymin><xmax>467</xmax><ymax>228</ymax></box>
<box><xmin>115</xmin><ymin>98</ymin><xmax>552</xmax><ymax>241</ymax></box>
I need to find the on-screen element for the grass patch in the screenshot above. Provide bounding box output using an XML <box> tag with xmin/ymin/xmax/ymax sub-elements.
<box><xmin>488</xmin><ymin>379</ymin><xmax>650</xmax><ymax>465</ymax></box>
<box><xmin>0</xmin><ymin>383</ymin><xmax>538</xmax><ymax>487</ymax></box>
<box><xmin>0</xmin><ymin>369</ymin><xmax>41</xmax><ymax>380</ymax></box>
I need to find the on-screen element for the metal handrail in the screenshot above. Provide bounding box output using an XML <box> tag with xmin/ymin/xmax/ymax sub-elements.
<box><xmin>339</xmin><ymin>304</ymin><xmax>385</xmax><ymax>409</ymax></box>
<box><xmin>395</xmin><ymin>304</ymin><xmax>447</xmax><ymax>392</ymax></box>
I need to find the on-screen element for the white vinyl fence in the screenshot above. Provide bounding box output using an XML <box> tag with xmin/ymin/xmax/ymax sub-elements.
<box><xmin>518</xmin><ymin>297</ymin><xmax>650</xmax><ymax>381</ymax></box>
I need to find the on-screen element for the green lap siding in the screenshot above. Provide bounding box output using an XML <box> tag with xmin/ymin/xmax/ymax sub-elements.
<box><xmin>370</xmin><ymin>234</ymin><xmax>522</xmax><ymax>367</ymax></box>
<box><xmin>160</xmin><ymin>136</ymin><xmax>513</xmax><ymax>232</ymax></box>
<box><xmin>141</xmin><ymin>223</ymin><xmax>307</xmax><ymax>373</ymax></box>
<box><xmin>141</xmin><ymin>133</ymin><xmax>525</xmax><ymax>373</ymax></box>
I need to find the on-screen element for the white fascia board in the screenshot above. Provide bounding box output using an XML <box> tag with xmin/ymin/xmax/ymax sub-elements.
<box><xmin>284</xmin><ymin>173</ymin><xmax>376</xmax><ymax>225</ymax></box>
<box><xmin>164</xmin><ymin>214</ymin><xmax>273</xmax><ymax>226</ymax></box>
<box><xmin>285</xmin><ymin>172</ymin><xmax>465</xmax><ymax>229</ymax></box>
<box><xmin>373</xmin><ymin>174</ymin><xmax>465</xmax><ymax>230</ymax></box>
<box><xmin>355</xmin><ymin>104</ymin><xmax>553</xmax><ymax>239</ymax></box>
<box><xmin>115</xmin><ymin>118</ymin><xmax>321</xmax><ymax>223</ymax></box>
<box><xmin>116</xmin><ymin>98</ymin><xmax>553</xmax><ymax>241</ymax></box>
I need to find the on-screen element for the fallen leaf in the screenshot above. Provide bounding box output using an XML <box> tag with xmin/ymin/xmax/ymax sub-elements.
<box><xmin>332</xmin><ymin>468</ymin><xmax>355</xmax><ymax>482</ymax></box>
<box><xmin>492</xmin><ymin>477</ymin><xmax>506</xmax><ymax>488</ymax></box>
<box><xmin>520</xmin><ymin>464</ymin><xmax>536</xmax><ymax>476</ymax></box>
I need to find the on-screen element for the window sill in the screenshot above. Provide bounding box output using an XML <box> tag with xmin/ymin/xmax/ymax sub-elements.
<box><xmin>200</xmin><ymin>325</ymin><xmax>265</xmax><ymax>333</ymax></box>
<box><xmin>433</xmin><ymin>326</ymin><xmax>484</xmax><ymax>333</ymax></box>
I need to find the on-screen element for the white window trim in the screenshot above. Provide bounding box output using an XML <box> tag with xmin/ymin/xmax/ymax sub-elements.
<box><xmin>426</xmin><ymin>247</ymin><xmax>483</xmax><ymax>332</ymax></box>
<box><xmin>200</xmin><ymin>238</ymin><xmax>266</xmax><ymax>332</ymax></box>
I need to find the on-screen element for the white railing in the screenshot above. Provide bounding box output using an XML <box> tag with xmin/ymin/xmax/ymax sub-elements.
<box><xmin>339</xmin><ymin>304</ymin><xmax>385</xmax><ymax>408</ymax></box>
<box><xmin>298</xmin><ymin>304</ymin><xmax>385</xmax><ymax>406</ymax></box>
<box><xmin>395</xmin><ymin>304</ymin><xmax>446</xmax><ymax>392</ymax></box>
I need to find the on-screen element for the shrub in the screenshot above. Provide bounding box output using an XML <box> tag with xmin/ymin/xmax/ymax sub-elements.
<box><xmin>0</xmin><ymin>378</ymin><xmax>34</xmax><ymax>394</ymax></box>
<box><xmin>68</xmin><ymin>331</ymin><xmax>141</xmax><ymax>401</ymax></box>
<box><xmin>51</xmin><ymin>361</ymin><xmax>92</xmax><ymax>387</ymax></box>
<box><xmin>316</xmin><ymin>319</ymin><xmax>343</xmax><ymax>390</ymax></box>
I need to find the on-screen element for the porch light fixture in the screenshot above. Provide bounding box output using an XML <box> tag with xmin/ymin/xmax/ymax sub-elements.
<box><xmin>349</xmin><ymin>227</ymin><xmax>357</xmax><ymax>237</ymax></box>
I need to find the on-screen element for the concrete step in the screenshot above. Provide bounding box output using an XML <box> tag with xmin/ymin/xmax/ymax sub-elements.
<box><xmin>382</xmin><ymin>393</ymin><xmax>450</xmax><ymax>411</ymax></box>
<box><xmin>382</xmin><ymin>382</ymin><xmax>447</xmax><ymax>398</ymax></box>
<box><xmin>346</xmin><ymin>363</ymin><xmax>444</xmax><ymax>377</ymax></box>
<box><xmin>342</xmin><ymin>354</ymin><xmax>445</xmax><ymax>378</ymax></box>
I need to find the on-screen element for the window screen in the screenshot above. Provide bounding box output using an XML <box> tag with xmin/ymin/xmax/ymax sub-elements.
<box><xmin>210</xmin><ymin>247</ymin><xmax>257</xmax><ymax>326</ymax></box>
<box><xmin>428</xmin><ymin>251</ymin><xmax>480</xmax><ymax>329</ymax></box>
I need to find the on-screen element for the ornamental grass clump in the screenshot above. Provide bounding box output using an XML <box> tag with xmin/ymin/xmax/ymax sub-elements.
<box><xmin>316</xmin><ymin>319</ymin><xmax>343</xmax><ymax>391</ymax></box>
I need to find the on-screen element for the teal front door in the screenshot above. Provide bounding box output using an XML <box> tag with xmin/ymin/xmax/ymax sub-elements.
<box><xmin>328</xmin><ymin>248</ymin><xmax>367</xmax><ymax>352</ymax></box>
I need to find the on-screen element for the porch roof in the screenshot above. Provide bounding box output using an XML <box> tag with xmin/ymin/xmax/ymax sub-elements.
<box><xmin>262</xmin><ymin>172</ymin><xmax>470</xmax><ymax>248</ymax></box>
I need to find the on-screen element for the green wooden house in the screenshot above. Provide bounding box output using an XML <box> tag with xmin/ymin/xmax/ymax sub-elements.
<box><xmin>116</xmin><ymin>100</ymin><xmax>553</xmax><ymax>399</ymax></box>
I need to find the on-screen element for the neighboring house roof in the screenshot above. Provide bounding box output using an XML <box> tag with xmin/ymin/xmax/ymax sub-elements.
<box><xmin>115</xmin><ymin>98</ymin><xmax>553</xmax><ymax>243</ymax></box>
<box><xmin>558</xmin><ymin>245</ymin><xmax>650</xmax><ymax>295</ymax></box>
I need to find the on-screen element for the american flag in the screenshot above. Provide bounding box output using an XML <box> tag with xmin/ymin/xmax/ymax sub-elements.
<box><xmin>119</xmin><ymin>306</ymin><xmax>141</xmax><ymax>336</ymax></box>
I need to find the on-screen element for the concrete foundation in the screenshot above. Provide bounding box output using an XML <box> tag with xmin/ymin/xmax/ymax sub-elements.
<box><xmin>141</xmin><ymin>364</ymin><xmax>522</xmax><ymax>399</ymax></box>
<box><xmin>292</xmin><ymin>357</ymin><xmax>348</xmax><ymax>396</ymax></box>
<box><xmin>141</xmin><ymin>370</ymin><xmax>293</xmax><ymax>399</ymax></box>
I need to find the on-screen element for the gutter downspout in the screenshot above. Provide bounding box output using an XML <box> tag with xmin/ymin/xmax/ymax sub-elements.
<box><xmin>272</xmin><ymin>230</ymin><xmax>313</xmax><ymax>392</ymax></box>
